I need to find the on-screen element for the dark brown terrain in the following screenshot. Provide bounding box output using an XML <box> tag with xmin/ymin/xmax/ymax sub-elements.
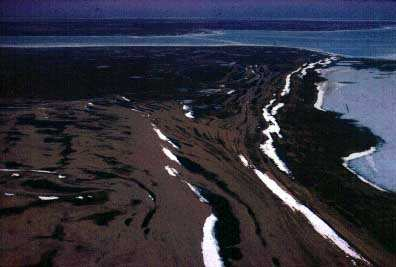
<box><xmin>0</xmin><ymin>47</ymin><xmax>395</xmax><ymax>267</ymax></box>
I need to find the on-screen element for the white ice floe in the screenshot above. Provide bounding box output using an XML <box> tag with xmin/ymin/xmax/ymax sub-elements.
<box><xmin>342</xmin><ymin>147</ymin><xmax>386</xmax><ymax>192</ymax></box>
<box><xmin>238</xmin><ymin>155</ymin><xmax>250</xmax><ymax>168</ymax></box>
<box><xmin>11</xmin><ymin>173</ymin><xmax>20</xmax><ymax>177</ymax></box>
<box><xmin>76</xmin><ymin>196</ymin><xmax>84</xmax><ymax>200</ymax></box>
<box><xmin>226</xmin><ymin>90</ymin><xmax>235</xmax><ymax>95</ymax></box>
<box><xmin>152</xmin><ymin>124</ymin><xmax>179</xmax><ymax>149</ymax></box>
<box><xmin>314</xmin><ymin>81</ymin><xmax>328</xmax><ymax>111</ymax></box>
<box><xmin>38</xmin><ymin>196</ymin><xmax>59</xmax><ymax>201</ymax></box>
<box><xmin>58</xmin><ymin>174</ymin><xmax>66</xmax><ymax>179</ymax></box>
<box><xmin>162</xmin><ymin>147</ymin><xmax>181</xmax><ymax>165</ymax></box>
<box><xmin>164</xmin><ymin>166</ymin><xmax>179</xmax><ymax>177</ymax></box>
<box><xmin>271</xmin><ymin>103</ymin><xmax>285</xmax><ymax>116</ymax></box>
<box><xmin>4</xmin><ymin>192</ymin><xmax>15</xmax><ymax>196</ymax></box>
<box><xmin>121</xmin><ymin>96</ymin><xmax>131</xmax><ymax>102</ymax></box>
<box><xmin>87</xmin><ymin>102</ymin><xmax>94</xmax><ymax>107</ymax></box>
<box><xmin>253</xmin><ymin>169</ymin><xmax>367</xmax><ymax>262</ymax></box>
<box><xmin>281</xmin><ymin>67</ymin><xmax>302</xmax><ymax>96</ymax></box>
<box><xmin>184</xmin><ymin>181</ymin><xmax>209</xmax><ymax>203</ymax></box>
<box><xmin>202</xmin><ymin>214</ymin><xmax>224</xmax><ymax>267</ymax></box>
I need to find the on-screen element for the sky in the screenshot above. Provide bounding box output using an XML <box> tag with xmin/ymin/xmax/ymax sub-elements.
<box><xmin>1</xmin><ymin>0</ymin><xmax>396</xmax><ymax>20</ymax></box>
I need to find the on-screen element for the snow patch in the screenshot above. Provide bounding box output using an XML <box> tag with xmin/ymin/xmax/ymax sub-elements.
<box><xmin>281</xmin><ymin>67</ymin><xmax>301</xmax><ymax>96</ymax></box>
<box><xmin>0</xmin><ymin>169</ymin><xmax>56</xmax><ymax>174</ymax></box>
<box><xmin>164</xmin><ymin>166</ymin><xmax>178</xmax><ymax>176</ymax></box>
<box><xmin>300</xmin><ymin>57</ymin><xmax>335</xmax><ymax>78</ymax></box>
<box><xmin>183</xmin><ymin>105</ymin><xmax>195</xmax><ymax>119</ymax></box>
<box><xmin>183</xmin><ymin>182</ymin><xmax>223</xmax><ymax>266</ymax></box>
<box><xmin>148</xmin><ymin>194</ymin><xmax>155</xmax><ymax>201</ymax></box>
<box><xmin>271</xmin><ymin>103</ymin><xmax>285</xmax><ymax>116</ymax></box>
<box><xmin>152</xmin><ymin>124</ymin><xmax>179</xmax><ymax>149</ymax></box>
<box><xmin>238</xmin><ymin>155</ymin><xmax>250</xmax><ymax>168</ymax></box>
<box><xmin>343</xmin><ymin>147</ymin><xmax>376</xmax><ymax>162</ymax></box>
<box><xmin>38</xmin><ymin>196</ymin><xmax>59</xmax><ymax>201</ymax></box>
<box><xmin>184</xmin><ymin>181</ymin><xmax>209</xmax><ymax>203</ymax></box>
<box><xmin>260</xmin><ymin>101</ymin><xmax>291</xmax><ymax>175</ymax></box>
<box><xmin>342</xmin><ymin>147</ymin><xmax>386</xmax><ymax>192</ymax></box>
<box><xmin>202</xmin><ymin>214</ymin><xmax>224</xmax><ymax>267</ymax></box>
<box><xmin>299</xmin><ymin>62</ymin><xmax>317</xmax><ymax>78</ymax></box>
<box><xmin>162</xmin><ymin>147</ymin><xmax>181</xmax><ymax>165</ymax></box>
<box><xmin>312</xmin><ymin>57</ymin><xmax>338</xmax><ymax>111</ymax></box>
<box><xmin>185</xmin><ymin>111</ymin><xmax>195</xmax><ymax>119</ymax></box>
<box><xmin>4</xmin><ymin>192</ymin><xmax>15</xmax><ymax>196</ymax></box>
<box><xmin>11</xmin><ymin>173</ymin><xmax>20</xmax><ymax>177</ymax></box>
<box><xmin>314</xmin><ymin>81</ymin><xmax>328</xmax><ymax>111</ymax></box>
<box><xmin>121</xmin><ymin>96</ymin><xmax>131</xmax><ymax>102</ymax></box>
<box><xmin>226</xmin><ymin>90</ymin><xmax>235</xmax><ymax>95</ymax></box>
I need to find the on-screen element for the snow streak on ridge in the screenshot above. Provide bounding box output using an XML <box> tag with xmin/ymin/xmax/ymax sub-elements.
<box><xmin>253</xmin><ymin>169</ymin><xmax>367</xmax><ymax>263</ymax></box>
<box><xmin>152</xmin><ymin>123</ymin><xmax>179</xmax><ymax>149</ymax></box>
<box><xmin>261</xmin><ymin>57</ymin><xmax>337</xmax><ymax>175</ymax></box>
<box><xmin>237</xmin><ymin>155</ymin><xmax>367</xmax><ymax>263</ymax></box>
<box><xmin>184</xmin><ymin>182</ymin><xmax>223</xmax><ymax>267</ymax></box>
<box><xmin>202</xmin><ymin>214</ymin><xmax>224</xmax><ymax>267</ymax></box>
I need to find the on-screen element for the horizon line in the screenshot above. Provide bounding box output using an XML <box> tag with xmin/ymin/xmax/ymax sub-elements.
<box><xmin>1</xmin><ymin>16</ymin><xmax>396</xmax><ymax>22</ymax></box>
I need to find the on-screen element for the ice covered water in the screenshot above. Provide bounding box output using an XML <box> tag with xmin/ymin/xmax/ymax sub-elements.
<box><xmin>1</xmin><ymin>27</ymin><xmax>396</xmax><ymax>59</ymax></box>
<box><xmin>322</xmin><ymin>63</ymin><xmax>396</xmax><ymax>191</ymax></box>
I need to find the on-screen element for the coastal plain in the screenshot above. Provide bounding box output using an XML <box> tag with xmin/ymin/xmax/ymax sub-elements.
<box><xmin>0</xmin><ymin>47</ymin><xmax>395</xmax><ymax>267</ymax></box>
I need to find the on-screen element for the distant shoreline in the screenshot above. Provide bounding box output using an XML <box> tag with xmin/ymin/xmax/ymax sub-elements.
<box><xmin>2</xmin><ymin>19</ymin><xmax>396</xmax><ymax>37</ymax></box>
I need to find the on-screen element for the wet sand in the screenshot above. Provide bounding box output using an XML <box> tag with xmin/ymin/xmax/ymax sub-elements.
<box><xmin>0</xmin><ymin>47</ymin><xmax>395</xmax><ymax>266</ymax></box>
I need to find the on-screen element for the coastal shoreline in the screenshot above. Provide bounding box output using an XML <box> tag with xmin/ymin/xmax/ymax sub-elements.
<box><xmin>0</xmin><ymin>46</ymin><xmax>395</xmax><ymax>266</ymax></box>
<box><xmin>313</xmin><ymin>59</ymin><xmax>396</xmax><ymax>192</ymax></box>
